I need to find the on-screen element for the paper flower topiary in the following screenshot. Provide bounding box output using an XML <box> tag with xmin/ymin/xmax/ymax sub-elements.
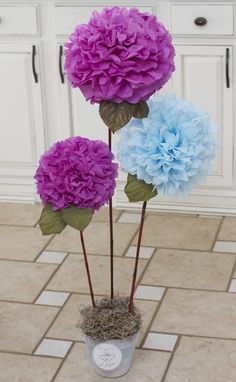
<box><xmin>117</xmin><ymin>95</ymin><xmax>216</xmax><ymax>196</ymax></box>
<box><xmin>64</xmin><ymin>7</ymin><xmax>175</xmax><ymax>104</ymax></box>
<box><xmin>35</xmin><ymin>136</ymin><xmax>118</xmax><ymax>211</ymax></box>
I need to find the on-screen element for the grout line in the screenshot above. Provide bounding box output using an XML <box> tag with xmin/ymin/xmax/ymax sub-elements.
<box><xmin>135</xmin><ymin>297</ymin><xmax>164</xmax><ymax>303</ymax></box>
<box><xmin>68</xmin><ymin>251</ymin><xmax>129</xmax><ymax>258</ymax></box>
<box><xmin>121</xmin><ymin>215</ymin><xmax>148</xmax><ymax>258</ymax></box>
<box><xmin>0</xmin><ymin>299</ymin><xmax>66</xmax><ymax>308</ymax></box>
<box><xmin>139</xmin><ymin>288</ymin><xmax>168</xmax><ymax>348</ymax></box>
<box><xmin>135</xmin><ymin>346</ymin><xmax>172</xmax><ymax>353</ymax></box>
<box><xmin>0</xmin><ymin>258</ymin><xmax>43</xmax><ymax>264</ymax></box>
<box><xmin>114</xmin><ymin>209</ymin><xmax>124</xmax><ymax>222</ymax></box>
<box><xmin>33</xmin><ymin>235</ymin><xmax>57</xmax><ymax>263</ymax></box>
<box><xmin>0</xmin><ymin>298</ymin><xmax>71</xmax><ymax>309</ymax></box>
<box><xmin>160</xmin><ymin>335</ymin><xmax>181</xmax><ymax>382</ymax></box>
<box><xmin>152</xmin><ymin>246</ymin><xmax>236</xmax><ymax>255</ymax></box>
<box><xmin>0</xmin><ymin>223</ymin><xmax>39</xmax><ymax>228</ymax></box>
<box><xmin>226</xmin><ymin>258</ymin><xmax>236</xmax><ymax>291</ymax></box>
<box><xmin>50</xmin><ymin>342</ymin><xmax>76</xmax><ymax>382</ymax></box>
<box><xmin>0</xmin><ymin>299</ymin><xmax>34</xmax><ymax>306</ymax></box>
<box><xmin>0</xmin><ymin>349</ymin><xmax>65</xmax><ymax>360</ymax></box>
<box><xmin>32</xmin><ymin>253</ymin><xmax>70</xmax><ymax>304</ymax></box>
<box><xmin>210</xmin><ymin>216</ymin><xmax>224</xmax><ymax>252</ymax></box>
<box><xmin>128</xmin><ymin>244</ymin><xmax>156</xmax><ymax>249</ymax></box>
<box><xmin>0</xmin><ymin>293</ymin><xmax>106</xmax><ymax>306</ymax></box>
<box><xmin>71</xmin><ymin>339</ymin><xmax>84</xmax><ymax>344</ymax></box>
<box><xmin>166</xmin><ymin>285</ymin><xmax>236</xmax><ymax>294</ymax></box>
<box><xmin>150</xmin><ymin>331</ymin><xmax>236</xmax><ymax>342</ymax></box>
<box><xmin>127</xmin><ymin>245</ymin><xmax>236</xmax><ymax>255</ymax></box>
<box><xmin>40</xmin><ymin>336</ymin><xmax>82</xmax><ymax>343</ymax></box>
<box><xmin>120</xmin><ymin>226</ymin><xmax>140</xmax><ymax>258</ymax></box>
<box><xmin>134</xmin><ymin>249</ymin><xmax>154</xmax><ymax>292</ymax></box>
<box><xmin>30</xmin><ymin>307</ymin><xmax>65</xmax><ymax>356</ymax></box>
<box><xmin>150</xmin><ymin>245</ymin><xmax>236</xmax><ymax>257</ymax></box>
<box><xmin>136</xmin><ymin>283</ymin><xmax>235</xmax><ymax>294</ymax></box>
<box><xmin>33</xmin><ymin>218</ymin><xmax>40</xmax><ymax>227</ymax></box>
<box><xmin>153</xmin><ymin>246</ymin><xmax>235</xmax><ymax>253</ymax></box>
<box><xmin>122</xmin><ymin>214</ymin><xmax>153</xmax><ymax>298</ymax></box>
<box><xmin>136</xmin><ymin>346</ymin><xmax>172</xmax><ymax>353</ymax></box>
<box><xmin>42</xmin><ymin>291</ymin><xmax>106</xmax><ymax>299</ymax></box>
<box><xmin>214</xmin><ymin>240</ymin><xmax>236</xmax><ymax>243</ymax></box>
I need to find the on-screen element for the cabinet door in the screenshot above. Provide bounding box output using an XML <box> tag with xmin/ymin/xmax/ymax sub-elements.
<box><xmin>0</xmin><ymin>43</ymin><xmax>45</xmax><ymax>201</ymax></box>
<box><xmin>57</xmin><ymin>43</ymin><xmax>109</xmax><ymax>143</ymax></box>
<box><xmin>172</xmin><ymin>45</ymin><xmax>233</xmax><ymax>188</ymax></box>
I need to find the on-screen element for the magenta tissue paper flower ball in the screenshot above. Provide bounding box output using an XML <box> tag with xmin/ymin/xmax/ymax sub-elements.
<box><xmin>64</xmin><ymin>7</ymin><xmax>175</xmax><ymax>104</ymax></box>
<box><xmin>35</xmin><ymin>136</ymin><xmax>118</xmax><ymax>211</ymax></box>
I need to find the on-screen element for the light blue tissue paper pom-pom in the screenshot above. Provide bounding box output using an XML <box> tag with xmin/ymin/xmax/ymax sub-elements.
<box><xmin>117</xmin><ymin>94</ymin><xmax>217</xmax><ymax>197</ymax></box>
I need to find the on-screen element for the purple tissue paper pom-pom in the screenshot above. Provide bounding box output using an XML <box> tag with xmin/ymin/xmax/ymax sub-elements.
<box><xmin>35</xmin><ymin>136</ymin><xmax>118</xmax><ymax>211</ymax></box>
<box><xmin>64</xmin><ymin>7</ymin><xmax>175</xmax><ymax>104</ymax></box>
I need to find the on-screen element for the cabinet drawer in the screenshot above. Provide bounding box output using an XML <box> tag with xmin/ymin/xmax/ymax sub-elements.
<box><xmin>55</xmin><ymin>6</ymin><xmax>154</xmax><ymax>36</ymax></box>
<box><xmin>171</xmin><ymin>4</ymin><xmax>234</xmax><ymax>36</ymax></box>
<box><xmin>0</xmin><ymin>6</ymin><xmax>38</xmax><ymax>35</ymax></box>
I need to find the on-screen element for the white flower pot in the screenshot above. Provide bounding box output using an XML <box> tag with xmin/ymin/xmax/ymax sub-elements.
<box><xmin>85</xmin><ymin>333</ymin><xmax>139</xmax><ymax>378</ymax></box>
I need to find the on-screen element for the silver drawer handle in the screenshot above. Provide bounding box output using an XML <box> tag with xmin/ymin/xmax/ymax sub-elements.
<box><xmin>194</xmin><ymin>17</ymin><xmax>207</xmax><ymax>26</ymax></box>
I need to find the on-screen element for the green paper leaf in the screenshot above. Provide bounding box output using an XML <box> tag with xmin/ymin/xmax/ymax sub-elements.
<box><xmin>39</xmin><ymin>204</ymin><xmax>66</xmax><ymax>235</ymax></box>
<box><xmin>61</xmin><ymin>206</ymin><xmax>93</xmax><ymax>231</ymax></box>
<box><xmin>99</xmin><ymin>101</ymin><xmax>135</xmax><ymax>133</ymax></box>
<box><xmin>125</xmin><ymin>174</ymin><xmax>158</xmax><ymax>202</ymax></box>
<box><xmin>133</xmin><ymin>101</ymin><xmax>149</xmax><ymax>119</ymax></box>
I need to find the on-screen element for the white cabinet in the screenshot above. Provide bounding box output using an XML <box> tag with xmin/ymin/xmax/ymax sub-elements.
<box><xmin>59</xmin><ymin>80</ymin><xmax>109</xmax><ymax>143</ymax></box>
<box><xmin>170</xmin><ymin>4</ymin><xmax>234</xmax><ymax>36</ymax></box>
<box><xmin>0</xmin><ymin>43</ymin><xmax>45</xmax><ymax>201</ymax></box>
<box><xmin>0</xmin><ymin>6</ymin><xmax>39</xmax><ymax>36</ymax></box>
<box><xmin>55</xmin><ymin>4</ymin><xmax>155</xmax><ymax>36</ymax></box>
<box><xmin>1</xmin><ymin>0</ymin><xmax>236</xmax><ymax>215</ymax></box>
<box><xmin>173</xmin><ymin>44</ymin><xmax>233</xmax><ymax>188</ymax></box>
<box><xmin>57</xmin><ymin>45</ymin><xmax>108</xmax><ymax>143</ymax></box>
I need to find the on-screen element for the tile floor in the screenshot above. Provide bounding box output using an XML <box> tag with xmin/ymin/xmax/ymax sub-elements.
<box><xmin>0</xmin><ymin>203</ymin><xmax>236</xmax><ymax>381</ymax></box>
